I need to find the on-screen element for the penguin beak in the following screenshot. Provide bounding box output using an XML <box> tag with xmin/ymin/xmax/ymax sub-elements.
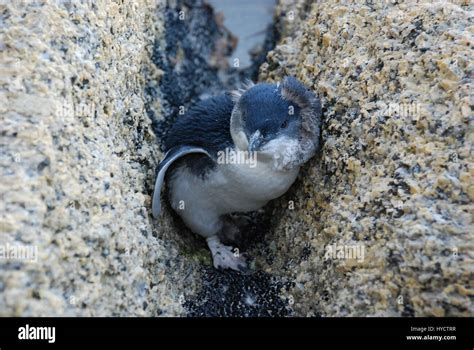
<box><xmin>248</xmin><ymin>130</ymin><xmax>264</xmax><ymax>152</ymax></box>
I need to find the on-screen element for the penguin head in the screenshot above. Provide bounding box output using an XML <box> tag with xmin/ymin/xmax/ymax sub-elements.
<box><xmin>230</xmin><ymin>76</ymin><xmax>322</xmax><ymax>169</ymax></box>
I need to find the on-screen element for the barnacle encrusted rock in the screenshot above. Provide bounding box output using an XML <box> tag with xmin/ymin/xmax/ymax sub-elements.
<box><xmin>257</xmin><ymin>0</ymin><xmax>473</xmax><ymax>316</ymax></box>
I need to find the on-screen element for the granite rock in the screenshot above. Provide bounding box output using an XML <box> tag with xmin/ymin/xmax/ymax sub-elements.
<box><xmin>0</xmin><ymin>0</ymin><xmax>201</xmax><ymax>316</ymax></box>
<box><xmin>1</xmin><ymin>0</ymin><xmax>472</xmax><ymax>317</ymax></box>
<box><xmin>256</xmin><ymin>0</ymin><xmax>473</xmax><ymax>316</ymax></box>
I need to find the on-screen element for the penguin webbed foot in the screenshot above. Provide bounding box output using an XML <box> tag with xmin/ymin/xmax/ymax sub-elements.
<box><xmin>206</xmin><ymin>236</ymin><xmax>248</xmax><ymax>273</ymax></box>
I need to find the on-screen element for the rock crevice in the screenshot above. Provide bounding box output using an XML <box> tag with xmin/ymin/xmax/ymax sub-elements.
<box><xmin>1</xmin><ymin>0</ymin><xmax>472</xmax><ymax>317</ymax></box>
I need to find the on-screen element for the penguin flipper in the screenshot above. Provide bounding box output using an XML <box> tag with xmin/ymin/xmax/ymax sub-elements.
<box><xmin>152</xmin><ymin>146</ymin><xmax>211</xmax><ymax>218</ymax></box>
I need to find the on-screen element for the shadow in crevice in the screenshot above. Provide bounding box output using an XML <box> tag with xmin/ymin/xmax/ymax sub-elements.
<box><xmin>185</xmin><ymin>268</ymin><xmax>294</xmax><ymax>317</ymax></box>
<box><xmin>145</xmin><ymin>0</ymin><xmax>298</xmax><ymax>317</ymax></box>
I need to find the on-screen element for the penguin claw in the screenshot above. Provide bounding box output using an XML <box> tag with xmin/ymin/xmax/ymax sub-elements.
<box><xmin>209</xmin><ymin>244</ymin><xmax>248</xmax><ymax>272</ymax></box>
<box><xmin>213</xmin><ymin>249</ymin><xmax>248</xmax><ymax>272</ymax></box>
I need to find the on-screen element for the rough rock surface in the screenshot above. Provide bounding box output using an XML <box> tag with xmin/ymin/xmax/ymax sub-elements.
<box><xmin>1</xmin><ymin>0</ymin><xmax>472</xmax><ymax>317</ymax></box>
<box><xmin>257</xmin><ymin>0</ymin><xmax>473</xmax><ymax>316</ymax></box>
<box><xmin>0</xmin><ymin>0</ymin><xmax>200</xmax><ymax>316</ymax></box>
<box><xmin>0</xmin><ymin>0</ymin><xmax>289</xmax><ymax>318</ymax></box>
<box><xmin>147</xmin><ymin>0</ymin><xmax>238</xmax><ymax>143</ymax></box>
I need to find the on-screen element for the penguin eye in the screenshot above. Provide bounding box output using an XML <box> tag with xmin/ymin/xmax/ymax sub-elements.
<box><xmin>280</xmin><ymin>120</ymin><xmax>288</xmax><ymax>129</ymax></box>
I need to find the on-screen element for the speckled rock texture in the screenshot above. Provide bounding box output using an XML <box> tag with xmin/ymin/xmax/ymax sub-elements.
<box><xmin>0</xmin><ymin>0</ymin><xmax>204</xmax><ymax>316</ymax></box>
<box><xmin>256</xmin><ymin>0</ymin><xmax>473</xmax><ymax>316</ymax></box>
<box><xmin>1</xmin><ymin>0</ymin><xmax>292</xmax><ymax>318</ymax></box>
<box><xmin>1</xmin><ymin>0</ymin><xmax>472</xmax><ymax>317</ymax></box>
<box><xmin>147</xmin><ymin>0</ymin><xmax>238</xmax><ymax>143</ymax></box>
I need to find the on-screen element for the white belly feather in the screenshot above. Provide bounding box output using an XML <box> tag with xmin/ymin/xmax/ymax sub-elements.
<box><xmin>169</xmin><ymin>159</ymin><xmax>299</xmax><ymax>216</ymax></box>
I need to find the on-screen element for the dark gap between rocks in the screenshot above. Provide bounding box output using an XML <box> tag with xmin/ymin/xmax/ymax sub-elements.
<box><xmin>145</xmin><ymin>0</ymin><xmax>293</xmax><ymax>317</ymax></box>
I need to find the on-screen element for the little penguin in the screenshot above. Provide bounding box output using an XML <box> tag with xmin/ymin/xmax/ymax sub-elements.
<box><xmin>152</xmin><ymin>76</ymin><xmax>322</xmax><ymax>271</ymax></box>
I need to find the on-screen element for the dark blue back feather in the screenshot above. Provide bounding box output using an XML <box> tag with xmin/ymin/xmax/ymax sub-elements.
<box><xmin>165</xmin><ymin>93</ymin><xmax>235</xmax><ymax>156</ymax></box>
